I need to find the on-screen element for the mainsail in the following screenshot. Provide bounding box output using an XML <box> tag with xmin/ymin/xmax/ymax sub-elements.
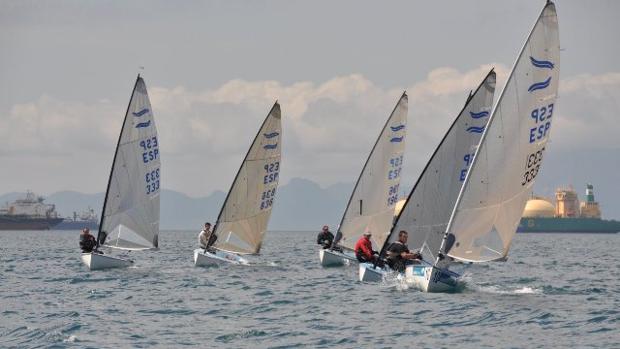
<box><xmin>99</xmin><ymin>76</ymin><xmax>161</xmax><ymax>250</ymax></box>
<box><xmin>213</xmin><ymin>102</ymin><xmax>282</xmax><ymax>254</ymax></box>
<box><xmin>335</xmin><ymin>93</ymin><xmax>408</xmax><ymax>251</ymax></box>
<box><xmin>383</xmin><ymin>71</ymin><xmax>496</xmax><ymax>260</ymax></box>
<box><xmin>445</xmin><ymin>2</ymin><xmax>560</xmax><ymax>262</ymax></box>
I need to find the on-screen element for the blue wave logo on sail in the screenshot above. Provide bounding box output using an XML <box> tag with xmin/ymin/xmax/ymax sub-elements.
<box><xmin>263</xmin><ymin>132</ymin><xmax>279</xmax><ymax>139</ymax></box>
<box><xmin>528</xmin><ymin>77</ymin><xmax>552</xmax><ymax>93</ymax></box>
<box><xmin>466</xmin><ymin>126</ymin><xmax>485</xmax><ymax>133</ymax></box>
<box><xmin>530</xmin><ymin>56</ymin><xmax>554</xmax><ymax>69</ymax></box>
<box><xmin>132</xmin><ymin>108</ymin><xmax>150</xmax><ymax>117</ymax></box>
<box><xmin>390</xmin><ymin>124</ymin><xmax>405</xmax><ymax>132</ymax></box>
<box><xmin>135</xmin><ymin>120</ymin><xmax>151</xmax><ymax>128</ymax></box>
<box><xmin>469</xmin><ymin>111</ymin><xmax>489</xmax><ymax>119</ymax></box>
<box><xmin>390</xmin><ymin>136</ymin><xmax>404</xmax><ymax>143</ymax></box>
<box><xmin>263</xmin><ymin>143</ymin><xmax>278</xmax><ymax>150</ymax></box>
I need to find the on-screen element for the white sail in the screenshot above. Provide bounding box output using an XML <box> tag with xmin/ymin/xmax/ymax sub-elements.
<box><xmin>213</xmin><ymin>102</ymin><xmax>282</xmax><ymax>254</ymax></box>
<box><xmin>335</xmin><ymin>93</ymin><xmax>408</xmax><ymax>251</ymax></box>
<box><xmin>446</xmin><ymin>2</ymin><xmax>560</xmax><ymax>262</ymax></box>
<box><xmin>99</xmin><ymin>76</ymin><xmax>160</xmax><ymax>250</ymax></box>
<box><xmin>385</xmin><ymin>71</ymin><xmax>496</xmax><ymax>260</ymax></box>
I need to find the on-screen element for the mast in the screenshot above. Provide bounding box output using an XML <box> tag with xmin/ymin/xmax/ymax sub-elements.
<box><xmin>378</xmin><ymin>70</ymin><xmax>495</xmax><ymax>260</ymax></box>
<box><xmin>212</xmin><ymin>101</ymin><xmax>280</xmax><ymax>243</ymax></box>
<box><xmin>97</xmin><ymin>75</ymin><xmax>141</xmax><ymax>246</ymax></box>
<box><xmin>439</xmin><ymin>1</ymin><xmax>559</xmax><ymax>263</ymax></box>
<box><xmin>333</xmin><ymin>91</ymin><xmax>407</xmax><ymax>250</ymax></box>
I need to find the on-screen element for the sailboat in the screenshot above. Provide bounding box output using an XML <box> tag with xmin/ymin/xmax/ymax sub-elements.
<box><xmin>362</xmin><ymin>1</ymin><xmax>560</xmax><ymax>292</ymax></box>
<box><xmin>81</xmin><ymin>75</ymin><xmax>161</xmax><ymax>270</ymax></box>
<box><xmin>194</xmin><ymin>102</ymin><xmax>282</xmax><ymax>266</ymax></box>
<box><xmin>319</xmin><ymin>93</ymin><xmax>408</xmax><ymax>267</ymax></box>
<box><xmin>359</xmin><ymin>70</ymin><xmax>496</xmax><ymax>283</ymax></box>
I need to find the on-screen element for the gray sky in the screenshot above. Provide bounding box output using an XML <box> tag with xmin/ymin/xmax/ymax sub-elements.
<box><xmin>1</xmin><ymin>1</ymin><xmax>619</xmax><ymax>214</ymax></box>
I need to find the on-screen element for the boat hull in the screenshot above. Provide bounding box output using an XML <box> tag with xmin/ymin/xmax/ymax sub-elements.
<box><xmin>359</xmin><ymin>263</ymin><xmax>385</xmax><ymax>282</ymax></box>
<box><xmin>319</xmin><ymin>248</ymin><xmax>357</xmax><ymax>267</ymax></box>
<box><xmin>80</xmin><ymin>252</ymin><xmax>133</xmax><ymax>270</ymax></box>
<box><xmin>404</xmin><ymin>265</ymin><xmax>459</xmax><ymax>293</ymax></box>
<box><xmin>194</xmin><ymin>248</ymin><xmax>249</xmax><ymax>267</ymax></box>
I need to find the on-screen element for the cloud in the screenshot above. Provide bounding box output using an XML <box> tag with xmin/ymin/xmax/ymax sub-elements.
<box><xmin>1</xmin><ymin>66</ymin><xmax>618</xmax><ymax>196</ymax></box>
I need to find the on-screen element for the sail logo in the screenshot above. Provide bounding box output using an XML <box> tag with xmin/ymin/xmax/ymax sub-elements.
<box><xmin>528</xmin><ymin>56</ymin><xmax>554</xmax><ymax>93</ymax></box>
<box><xmin>263</xmin><ymin>132</ymin><xmax>279</xmax><ymax>139</ymax></box>
<box><xmin>132</xmin><ymin>108</ymin><xmax>150</xmax><ymax>117</ymax></box>
<box><xmin>466</xmin><ymin>126</ymin><xmax>485</xmax><ymax>134</ymax></box>
<box><xmin>529</xmin><ymin>56</ymin><xmax>554</xmax><ymax>69</ymax></box>
<box><xmin>135</xmin><ymin>120</ymin><xmax>151</xmax><ymax>128</ymax></box>
<box><xmin>263</xmin><ymin>143</ymin><xmax>278</xmax><ymax>150</ymax></box>
<box><xmin>469</xmin><ymin>111</ymin><xmax>489</xmax><ymax>119</ymax></box>
<box><xmin>390</xmin><ymin>136</ymin><xmax>404</xmax><ymax>143</ymax></box>
<box><xmin>390</xmin><ymin>124</ymin><xmax>405</xmax><ymax>132</ymax></box>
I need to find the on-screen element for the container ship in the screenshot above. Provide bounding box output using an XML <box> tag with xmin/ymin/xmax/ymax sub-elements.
<box><xmin>0</xmin><ymin>191</ymin><xmax>63</xmax><ymax>230</ymax></box>
<box><xmin>518</xmin><ymin>184</ymin><xmax>620</xmax><ymax>233</ymax></box>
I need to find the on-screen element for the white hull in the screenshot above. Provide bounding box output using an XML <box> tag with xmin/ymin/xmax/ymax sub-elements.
<box><xmin>404</xmin><ymin>265</ymin><xmax>459</xmax><ymax>293</ymax></box>
<box><xmin>358</xmin><ymin>263</ymin><xmax>386</xmax><ymax>282</ymax></box>
<box><xmin>80</xmin><ymin>252</ymin><xmax>133</xmax><ymax>271</ymax></box>
<box><xmin>193</xmin><ymin>248</ymin><xmax>249</xmax><ymax>267</ymax></box>
<box><xmin>319</xmin><ymin>249</ymin><xmax>357</xmax><ymax>267</ymax></box>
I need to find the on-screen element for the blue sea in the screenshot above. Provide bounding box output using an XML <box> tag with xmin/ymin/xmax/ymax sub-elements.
<box><xmin>1</xmin><ymin>231</ymin><xmax>618</xmax><ymax>348</ymax></box>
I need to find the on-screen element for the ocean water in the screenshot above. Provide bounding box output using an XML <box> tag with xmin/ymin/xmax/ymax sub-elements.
<box><xmin>0</xmin><ymin>230</ymin><xmax>618</xmax><ymax>349</ymax></box>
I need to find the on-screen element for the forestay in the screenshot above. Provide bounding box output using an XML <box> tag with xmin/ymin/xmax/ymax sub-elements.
<box><xmin>99</xmin><ymin>76</ymin><xmax>161</xmax><ymax>250</ymax></box>
<box><xmin>446</xmin><ymin>2</ymin><xmax>560</xmax><ymax>262</ymax></box>
<box><xmin>213</xmin><ymin>102</ymin><xmax>282</xmax><ymax>254</ymax></box>
<box><xmin>385</xmin><ymin>71</ymin><xmax>496</xmax><ymax>260</ymax></box>
<box><xmin>335</xmin><ymin>93</ymin><xmax>408</xmax><ymax>251</ymax></box>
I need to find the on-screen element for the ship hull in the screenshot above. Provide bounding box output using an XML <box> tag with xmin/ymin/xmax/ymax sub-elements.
<box><xmin>53</xmin><ymin>220</ymin><xmax>99</xmax><ymax>230</ymax></box>
<box><xmin>518</xmin><ymin>217</ymin><xmax>620</xmax><ymax>233</ymax></box>
<box><xmin>0</xmin><ymin>216</ymin><xmax>63</xmax><ymax>230</ymax></box>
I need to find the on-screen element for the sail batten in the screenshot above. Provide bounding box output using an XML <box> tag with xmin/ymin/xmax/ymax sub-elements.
<box><xmin>381</xmin><ymin>71</ymin><xmax>496</xmax><ymax>261</ymax></box>
<box><xmin>335</xmin><ymin>93</ymin><xmax>408</xmax><ymax>251</ymax></box>
<box><xmin>99</xmin><ymin>76</ymin><xmax>161</xmax><ymax>250</ymax></box>
<box><xmin>213</xmin><ymin>102</ymin><xmax>282</xmax><ymax>255</ymax></box>
<box><xmin>445</xmin><ymin>2</ymin><xmax>560</xmax><ymax>262</ymax></box>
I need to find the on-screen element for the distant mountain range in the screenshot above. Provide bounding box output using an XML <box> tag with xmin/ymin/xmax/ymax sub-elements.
<box><xmin>0</xmin><ymin>178</ymin><xmax>357</xmax><ymax>231</ymax></box>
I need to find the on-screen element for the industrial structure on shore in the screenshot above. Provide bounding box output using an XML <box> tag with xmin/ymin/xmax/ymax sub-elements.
<box><xmin>519</xmin><ymin>184</ymin><xmax>620</xmax><ymax>233</ymax></box>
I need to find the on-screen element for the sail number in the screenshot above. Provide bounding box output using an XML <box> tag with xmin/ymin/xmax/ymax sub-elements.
<box><xmin>140</xmin><ymin>136</ymin><xmax>160</xmax><ymax>164</ymax></box>
<box><xmin>529</xmin><ymin>104</ymin><xmax>553</xmax><ymax>143</ymax></box>
<box><xmin>388</xmin><ymin>155</ymin><xmax>403</xmax><ymax>180</ymax></box>
<box><xmin>263</xmin><ymin>161</ymin><xmax>280</xmax><ymax>185</ymax></box>
<box><xmin>521</xmin><ymin>147</ymin><xmax>545</xmax><ymax>186</ymax></box>
<box><xmin>260</xmin><ymin>188</ymin><xmax>277</xmax><ymax>210</ymax></box>
<box><xmin>459</xmin><ymin>153</ymin><xmax>475</xmax><ymax>182</ymax></box>
<box><xmin>387</xmin><ymin>184</ymin><xmax>400</xmax><ymax>206</ymax></box>
<box><xmin>145</xmin><ymin>168</ymin><xmax>161</xmax><ymax>194</ymax></box>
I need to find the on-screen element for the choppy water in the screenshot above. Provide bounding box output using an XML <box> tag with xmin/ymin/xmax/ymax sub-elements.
<box><xmin>1</xmin><ymin>231</ymin><xmax>618</xmax><ymax>348</ymax></box>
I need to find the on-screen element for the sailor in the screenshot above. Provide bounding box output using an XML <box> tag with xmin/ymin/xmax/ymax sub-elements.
<box><xmin>354</xmin><ymin>231</ymin><xmax>379</xmax><ymax>263</ymax></box>
<box><xmin>79</xmin><ymin>228</ymin><xmax>97</xmax><ymax>253</ymax></box>
<box><xmin>198</xmin><ymin>222</ymin><xmax>217</xmax><ymax>251</ymax></box>
<box><xmin>385</xmin><ymin>230</ymin><xmax>421</xmax><ymax>273</ymax></box>
<box><xmin>316</xmin><ymin>225</ymin><xmax>334</xmax><ymax>249</ymax></box>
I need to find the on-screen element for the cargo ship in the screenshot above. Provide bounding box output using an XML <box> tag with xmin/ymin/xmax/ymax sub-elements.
<box><xmin>0</xmin><ymin>191</ymin><xmax>63</xmax><ymax>230</ymax></box>
<box><xmin>52</xmin><ymin>207</ymin><xmax>99</xmax><ymax>230</ymax></box>
<box><xmin>518</xmin><ymin>184</ymin><xmax>620</xmax><ymax>233</ymax></box>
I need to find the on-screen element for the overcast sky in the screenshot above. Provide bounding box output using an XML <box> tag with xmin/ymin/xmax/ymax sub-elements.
<box><xmin>1</xmin><ymin>1</ymin><xmax>619</xmax><ymax>213</ymax></box>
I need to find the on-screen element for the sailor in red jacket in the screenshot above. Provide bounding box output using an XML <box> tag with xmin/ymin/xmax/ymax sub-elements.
<box><xmin>354</xmin><ymin>232</ymin><xmax>378</xmax><ymax>263</ymax></box>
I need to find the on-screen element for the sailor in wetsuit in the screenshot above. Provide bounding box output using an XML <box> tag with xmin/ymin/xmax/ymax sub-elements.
<box><xmin>79</xmin><ymin>228</ymin><xmax>97</xmax><ymax>253</ymax></box>
<box><xmin>385</xmin><ymin>230</ymin><xmax>421</xmax><ymax>273</ymax></box>
<box><xmin>316</xmin><ymin>225</ymin><xmax>334</xmax><ymax>249</ymax></box>
<box><xmin>198</xmin><ymin>222</ymin><xmax>217</xmax><ymax>251</ymax></box>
